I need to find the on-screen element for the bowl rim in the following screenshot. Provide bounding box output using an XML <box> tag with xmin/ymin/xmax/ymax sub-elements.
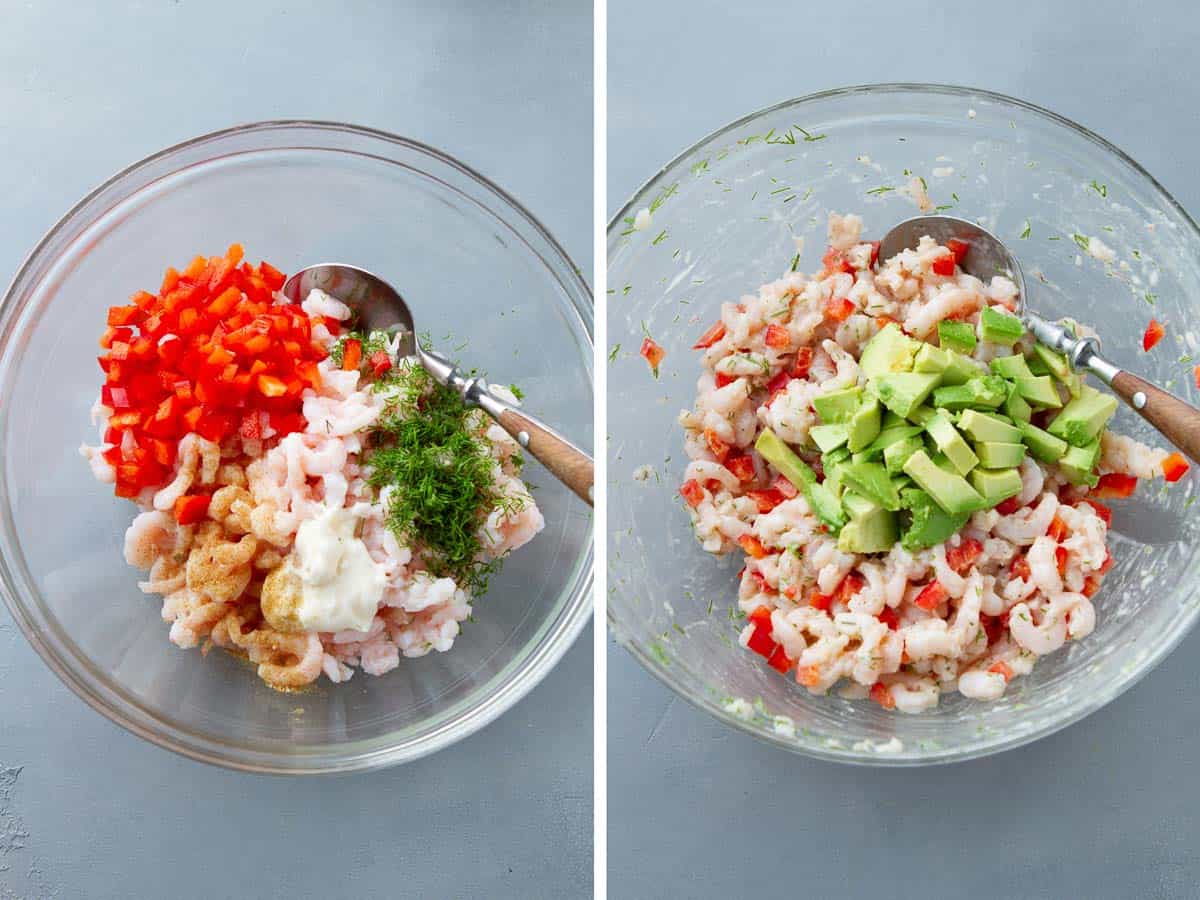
<box><xmin>1</xmin><ymin>119</ymin><xmax>594</xmax><ymax>774</ymax></box>
<box><xmin>607</xmin><ymin>81</ymin><xmax>1200</xmax><ymax>766</ymax></box>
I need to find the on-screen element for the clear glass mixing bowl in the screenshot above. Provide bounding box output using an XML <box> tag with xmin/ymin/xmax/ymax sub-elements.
<box><xmin>0</xmin><ymin>121</ymin><xmax>593</xmax><ymax>773</ymax></box>
<box><xmin>607</xmin><ymin>84</ymin><xmax>1200</xmax><ymax>765</ymax></box>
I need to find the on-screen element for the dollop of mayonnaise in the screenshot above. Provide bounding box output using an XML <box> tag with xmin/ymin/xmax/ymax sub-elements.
<box><xmin>281</xmin><ymin>506</ymin><xmax>386</xmax><ymax>633</ymax></box>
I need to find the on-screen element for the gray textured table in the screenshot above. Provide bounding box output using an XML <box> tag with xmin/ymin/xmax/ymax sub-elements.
<box><xmin>608</xmin><ymin>1</ymin><xmax>1200</xmax><ymax>898</ymax></box>
<box><xmin>0</xmin><ymin>3</ymin><xmax>592</xmax><ymax>898</ymax></box>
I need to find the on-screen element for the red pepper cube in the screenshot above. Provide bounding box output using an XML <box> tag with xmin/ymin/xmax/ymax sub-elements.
<box><xmin>173</xmin><ymin>493</ymin><xmax>211</xmax><ymax>525</ymax></box>
<box><xmin>931</xmin><ymin>253</ymin><xmax>956</xmax><ymax>276</ymax></box>
<box><xmin>692</xmin><ymin>321</ymin><xmax>726</xmax><ymax>350</ymax></box>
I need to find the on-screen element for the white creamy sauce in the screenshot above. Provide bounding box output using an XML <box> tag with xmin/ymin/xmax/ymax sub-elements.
<box><xmin>291</xmin><ymin>506</ymin><xmax>387</xmax><ymax>632</ymax></box>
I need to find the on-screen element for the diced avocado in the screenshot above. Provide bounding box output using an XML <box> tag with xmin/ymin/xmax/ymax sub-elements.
<box><xmin>990</xmin><ymin>354</ymin><xmax>1033</xmax><ymax>380</ymax></box>
<box><xmin>932</xmin><ymin>375</ymin><xmax>1008</xmax><ymax>410</ymax></box>
<box><xmin>859</xmin><ymin>324</ymin><xmax>921</xmax><ymax>379</ymax></box>
<box><xmin>1058</xmin><ymin>440</ymin><xmax>1102</xmax><ymax>487</ymax></box>
<box><xmin>868</xmin><ymin>372</ymin><xmax>942</xmax><ymax>418</ymax></box>
<box><xmin>839</xmin><ymin>461</ymin><xmax>902</xmax><ymax>511</ymax></box>
<box><xmin>1026</xmin><ymin>353</ymin><xmax>1051</xmax><ymax>376</ymax></box>
<box><xmin>899</xmin><ymin>487</ymin><xmax>971</xmax><ymax>551</ymax></box>
<box><xmin>1012</xmin><ymin>375</ymin><xmax>1063</xmax><ymax>409</ymax></box>
<box><xmin>902</xmin><ymin>449</ymin><xmax>987</xmax><ymax>515</ymax></box>
<box><xmin>907</xmin><ymin>405</ymin><xmax>937</xmax><ymax>427</ymax></box>
<box><xmin>812</xmin><ymin>386</ymin><xmax>864</xmax><ymax>424</ymax></box>
<box><xmin>1004</xmin><ymin>381</ymin><xmax>1033</xmax><ymax>423</ymax></box>
<box><xmin>975</xmin><ymin>441</ymin><xmax>1027</xmax><ymax>469</ymax></box>
<box><xmin>924</xmin><ymin>414</ymin><xmax>979</xmax><ymax>475</ymax></box>
<box><xmin>882</xmin><ymin>410</ymin><xmax>905</xmax><ymax>428</ymax></box>
<box><xmin>755</xmin><ymin>429</ymin><xmax>846</xmax><ymax>530</ymax></box>
<box><xmin>837</xmin><ymin>492</ymin><xmax>899</xmax><ymax>554</ymax></box>
<box><xmin>861</xmin><ymin>424</ymin><xmax>924</xmax><ymax>458</ymax></box>
<box><xmin>930</xmin><ymin>452</ymin><xmax>960</xmax><ymax>475</ymax></box>
<box><xmin>810</xmin><ymin>424</ymin><xmax>849</xmax><ymax>453</ymax></box>
<box><xmin>979</xmin><ymin>306</ymin><xmax>1024</xmax><ymax>345</ymax></box>
<box><xmin>913</xmin><ymin>343</ymin><xmax>952</xmax><ymax>376</ymax></box>
<box><xmin>1031</xmin><ymin>344</ymin><xmax>1071</xmax><ymax>383</ymax></box>
<box><xmin>958</xmin><ymin>408</ymin><xmax>1023</xmax><ymax>444</ymax></box>
<box><xmin>846</xmin><ymin>397</ymin><xmax>882</xmax><ymax>453</ymax></box>
<box><xmin>941</xmin><ymin>351</ymin><xmax>983</xmax><ymax>387</ymax></box>
<box><xmin>1046</xmin><ymin>384</ymin><xmax>1118</xmax><ymax>448</ymax></box>
<box><xmin>938</xmin><ymin>320</ymin><xmax>977</xmax><ymax>355</ymax></box>
<box><xmin>883</xmin><ymin>434</ymin><xmax>924</xmax><ymax>475</ymax></box>
<box><xmin>1017</xmin><ymin>420</ymin><xmax>1069</xmax><ymax>463</ymax></box>
<box><xmin>969</xmin><ymin>467</ymin><xmax>1023</xmax><ymax>505</ymax></box>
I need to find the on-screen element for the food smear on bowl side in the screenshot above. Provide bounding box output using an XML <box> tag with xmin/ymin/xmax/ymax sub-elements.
<box><xmin>677</xmin><ymin>213</ymin><xmax>1187</xmax><ymax>713</ymax></box>
<box><xmin>81</xmin><ymin>247</ymin><xmax>544</xmax><ymax>691</ymax></box>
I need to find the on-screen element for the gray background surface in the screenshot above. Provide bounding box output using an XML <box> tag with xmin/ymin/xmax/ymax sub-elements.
<box><xmin>608</xmin><ymin>1</ymin><xmax>1200</xmax><ymax>898</ymax></box>
<box><xmin>0</xmin><ymin>2</ymin><xmax>592</xmax><ymax>899</ymax></box>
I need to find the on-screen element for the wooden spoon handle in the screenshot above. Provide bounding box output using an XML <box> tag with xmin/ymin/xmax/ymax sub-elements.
<box><xmin>1110</xmin><ymin>370</ymin><xmax>1200</xmax><ymax>464</ymax></box>
<box><xmin>495</xmin><ymin>408</ymin><xmax>594</xmax><ymax>506</ymax></box>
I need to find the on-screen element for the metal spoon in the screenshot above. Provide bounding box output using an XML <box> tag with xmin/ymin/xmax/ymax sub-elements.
<box><xmin>880</xmin><ymin>215</ymin><xmax>1200</xmax><ymax>464</ymax></box>
<box><xmin>282</xmin><ymin>263</ymin><xmax>594</xmax><ymax>505</ymax></box>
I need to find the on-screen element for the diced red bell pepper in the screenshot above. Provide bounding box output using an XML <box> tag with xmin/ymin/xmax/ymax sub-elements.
<box><xmin>868</xmin><ymin>241</ymin><xmax>881</xmax><ymax>268</ymax></box>
<box><xmin>692</xmin><ymin>321</ymin><xmax>726</xmax><ymax>350</ymax></box>
<box><xmin>714</xmin><ymin>372</ymin><xmax>735</xmax><ymax>389</ymax></box>
<box><xmin>763</xmin><ymin>324</ymin><xmax>791</xmax><ymax>349</ymax></box>
<box><xmin>995</xmin><ymin>496</ymin><xmax>1022</xmax><ymax>516</ymax></box>
<box><xmin>824</xmin><ymin>297</ymin><xmax>856</xmax><ymax>322</ymax></box>
<box><xmin>173</xmin><ymin>493</ymin><xmax>211</xmax><ymax>525</ymax></box>
<box><xmin>1092</xmin><ymin>472</ymin><xmax>1137</xmax><ymax>498</ymax></box>
<box><xmin>1055</xmin><ymin>545</ymin><xmax>1068</xmax><ymax>577</ymax></box>
<box><xmin>748</xmin><ymin>605</ymin><xmax>772</xmax><ymax>627</ymax></box>
<box><xmin>639</xmin><ymin>337</ymin><xmax>665</xmax><ymax>375</ymax></box>
<box><xmin>746</xmin><ymin>489</ymin><xmax>785</xmax><ymax>513</ymax></box>
<box><xmin>821</xmin><ymin>246</ymin><xmax>855</xmax><ymax>275</ymax></box>
<box><xmin>1046</xmin><ymin>515</ymin><xmax>1068</xmax><ymax>543</ymax></box>
<box><xmin>1163</xmin><ymin>452</ymin><xmax>1189</xmax><ymax>482</ymax></box>
<box><xmin>704</xmin><ymin>429</ymin><xmax>731</xmax><ymax>462</ymax></box>
<box><xmin>1099</xmin><ymin>551</ymin><xmax>1115</xmax><ymax>574</ymax></box>
<box><xmin>1010</xmin><ymin>555</ymin><xmax>1032</xmax><ymax>582</ymax></box>
<box><xmin>791</xmin><ymin>346</ymin><xmax>813</xmax><ymax>378</ymax></box>
<box><xmin>809</xmin><ymin>592</ymin><xmax>833</xmax><ymax>612</ymax></box>
<box><xmin>1142</xmin><ymin>318</ymin><xmax>1165</xmax><ymax>352</ymax></box>
<box><xmin>987</xmin><ymin>660</ymin><xmax>1014</xmax><ymax>681</ymax></box>
<box><xmin>341</xmin><ymin>339</ymin><xmax>363</xmax><ymax>372</ymax></box>
<box><xmin>1082</xmin><ymin>574</ymin><xmax>1102</xmax><ymax>598</ymax></box>
<box><xmin>256</xmin><ymin>374</ymin><xmax>288</xmax><ymax>398</ymax></box>
<box><xmin>869</xmin><ymin>682</ymin><xmax>895</xmax><ymax>710</ymax></box>
<box><xmin>877</xmin><ymin>607</ymin><xmax>899</xmax><ymax>630</ymax></box>
<box><xmin>945</xmin><ymin>538</ymin><xmax>983</xmax><ymax>574</ymax></box>
<box><xmin>946</xmin><ymin>238</ymin><xmax>970</xmax><ymax>264</ymax></box>
<box><xmin>738</xmin><ymin>534</ymin><xmax>768</xmax><ymax>559</ymax></box>
<box><xmin>914</xmin><ymin>581</ymin><xmax>948</xmax><ymax>611</ymax></box>
<box><xmin>679</xmin><ymin>479</ymin><xmax>705</xmax><ymax>508</ymax></box>
<box><xmin>107</xmin><ymin>305</ymin><xmax>142</xmax><ymax>326</ymax></box>
<box><xmin>767</xmin><ymin>645</ymin><xmax>795</xmax><ymax>674</ymax></box>
<box><xmin>725</xmin><ymin>454</ymin><xmax>756</xmax><ymax>483</ymax></box>
<box><xmin>766</xmin><ymin>371</ymin><xmax>791</xmax><ymax>396</ymax></box>
<box><xmin>835</xmin><ymin>573</ymin><xmax>864</xmax><ymax>605</ymax></box>
<box><xmin>746</xmin><ymin>620</ymin><xmax>775</xmax><ymax>657</ymax></box>
<box><xmin>981</xmin><ymin>613</ymin><xmax>1005</xmax><ymax>644</ymax></box>
<box><xmin>931</xmin><ymin>253</ymin><xmax>956</xmax><ymax>277</ymax></box>
<box><xmin>258</xmin><ymin>261</ymin><xmax>286</xmax><ymax>291</ymax></box>
<box><xmin>772</xmin><ymin>475</ymin><xmax>798</xmax><ymax>499</ymax></box>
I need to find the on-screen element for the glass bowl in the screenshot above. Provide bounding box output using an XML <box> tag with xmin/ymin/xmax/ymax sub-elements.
<box><xmin>0</xmin><ymin>121</ymin><xmax>593</xmax><ymax>773</ymax></box>
<box><xmin>607</xmin><ymin>84</ymin><xmax>1200</xmax><ymax>765</ymax></box>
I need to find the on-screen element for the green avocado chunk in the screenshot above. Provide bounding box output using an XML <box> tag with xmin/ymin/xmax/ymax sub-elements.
<box><xmin>812</xmin><ymin>386</ymin><xmax>864</xmax><ymax>424</ymax></box>
<box><xmin>1004</xmin><ymin>381</ymin><xmax>1033</xmax><ymax>423</ymax></box>
<box><xmin>884</xmin><ymin>434</ymin><xmax>925</xmax><ymax>475</ymax></box>
<box><xmin>924</xmin><ymin>414</ymin><xmax>979</xmax><ymax>475</ymax></box>
<box><xmin>1058</xmin><ymin>439</ymin><xmax>1102</xmax><ymax>486</ymax></box>
<box><xmin>861</xmin><ymin>424</ymin><xmax>924</xmax><ymax>458</ymax></box>
<box><xmin>970</xmin><ymin>467</ymin><xmax>1023</xmax><ymax>505</ymax></box>
<box><xmin>809</xmin><ymin>423</ymin><xmax>849</xmax><ymax>453</ymax></box>
<box><xmin>979</xmin><ymin>306</ymin><xmax>1024</xmax><ymax>345</ymax></box>
<box><xmin>839</xmin><ymin>461</ymin><xmax>903</xmax><ymax>511</ymax></box>
<box><xmin>869</xmin><ymin>372</ymin><xmax>942</xmax><ymax>418</ymax></box>
<box><xmin>958</xmin><ymin>408</ymin><xmax>1023</xmax><ymax>443</ymax></box>
<box><xmin>938</xmin><ymin>319</ymin><xmax>977</xmax><ymax>355</ymax></box>
<box><xmin>838</xmin><ymin>492</ymin><xmax>899</xmax><ymax>554</ymax></box>
<box><xmin>859</xmin><ymin>324</ymin><xmax>921</xmax><ymax>379</ymax></box>
<box><xmin>913</xmin><ymin>343</ymin><xmax>952</xmax><ymax>376</ymax></box>
<box><xmin>755</xmin><ymin>429</ymin><xmax>846</xmax><ymax>530</ymax></box>
<box><xmin>1012</xmin><ymin>375</ymin><xmax>1063</xmax><ymax>409</ymax></box>
<box><xmin>1017</xmin><ymin>420</ymin><xmax>1069</xmax><ymax>463</ymax></box>
<box><xmin>899</xmin><ymin>487</ymin><xmax>971</xmax><ymax>552</ymax></box>
<box><xmin>1031</xmin><ymin>344</ymin><xmax>1071</xmax><ymax>382</ymax></box>
<box><xmin>1046</xmin><ymin>384</ymin><xmax>1118</xmax><ymax>447</ymax></box>
<box><xmin>990</xmin><ymin>354</ymin><xmax>1034</xmax><ymax>380</ymax></box>
<box><xmin>902</xmin><ymin>449</ymin><xmax>987</xmax><ymax>514</ymax></box>
<box><xmin>932</xmin><ymin>375</ymin><xmax>1008</xmax><ymax>410</ymax></box>
<box><xmin>975</xmin><ymin>441</ymin><xmax>1027</xmax><ymax>469</ymax></box>
<box><xmin>846</xmin><ymin>397</ymin><xmax>882</xmax><ymax>453</ymax></box>
<box><xmin>941</xmin><ymin>351</ymin><xmax>982</xmax><ymax>387</ymax></box>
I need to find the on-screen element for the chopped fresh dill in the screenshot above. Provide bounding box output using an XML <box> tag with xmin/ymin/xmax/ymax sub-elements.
<box><xmin>649</xmin><ymin>182</ymin><xmax>679</xmax><ymax>214</ymax></box>
<box><xmin>363</xmin><ymin>356</ymin><xmax>522</xmax><ymax>595</ymax></box>
<box><xmin>1071</xmin><ymin>233</ymin><xmax>1090</xmax><ymax>251</ymax></box>
<box><xmin>1089</xmin><ymin>179</ymin><xmax>1108</xmax><ymax>198</ymax></box>
<box><xmin>866</xmin><ymin>185</ymin><xmax>896</xmax><ymax>196</ymax></box>
<box><xmin>652</xmin><ymin>229</ymin><xmax>668</xmax><ymax>246</ymax></box>
<box><xmin>794</xmin><ymin>125</ymin><xmax>826</xmax><ymax>142</ymax></box>
<box><xmin>609</xmin><ymin>344</ymin><xmax>620</xmax><ymax>362</ymax></box>
<box><xmin>508</xmin><ymin>384</ymin><xmax>525</xmax><ymax>401</ymax></box>
<box><xmin>1020</xmin><ymin>221</ymin><xmax>1031</xmax><ymax>239</ymax></box>
<box><xmin>691</xmin><ymin>158</ymin><xmax>710</xmax><ymax>176</ymax></box>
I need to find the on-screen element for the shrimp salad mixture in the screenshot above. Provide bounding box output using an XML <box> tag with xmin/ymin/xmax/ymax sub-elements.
<box><xmin>677</xmin><ymin>214</ymin><xmax>1189</xmax><ymax>713</ymax></box>
<box><xmin>83</xmin><ymin>246</ymin><xmax>543</xmax><ymax>690</ymax></box>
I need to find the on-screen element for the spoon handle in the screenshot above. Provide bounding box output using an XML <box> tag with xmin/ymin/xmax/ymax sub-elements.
<box><xmin>1108</xmin><ymin>370</ymin><xmax>1200</xmax><ymax>465</ymax></box>
<box><xmin>492</xmin><ymin>407</ymin><xmax>594</xmax><ymax>506</ymax></box>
